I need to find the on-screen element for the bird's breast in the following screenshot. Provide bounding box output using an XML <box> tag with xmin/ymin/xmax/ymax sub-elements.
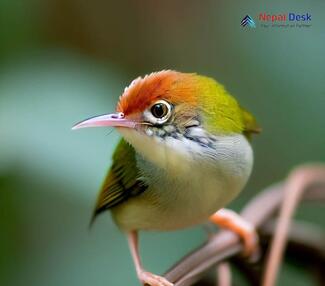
<box><xmin>114</xmin><ymin>129</ymin><xmax>253</xmax><ymax>230</ymax></box>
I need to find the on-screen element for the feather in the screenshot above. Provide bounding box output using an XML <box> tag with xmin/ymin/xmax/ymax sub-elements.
<box><xmin>117</xmin><ymin>70</ymin><xmax>199</xmax><ymax>115</ymax></box>
<box><xmin>91</xmin><ymin>139</ymin><xmax>147</xmax><ymax>224</ymax></box>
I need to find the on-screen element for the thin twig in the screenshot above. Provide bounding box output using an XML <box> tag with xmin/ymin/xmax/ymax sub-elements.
<box><xmin>229</xmin><ymin>219</ymin><xmax>325</xmax><ymax>286</ymax></box>
<box><xmin>216</xmin><ymin>262</ymin><xmax>231</xmax><ymax>286</ymax></box>
<box><xmin>262</xmin><ymin>164</ymin><xmax>325</xmax><ymax>286</ymax></box>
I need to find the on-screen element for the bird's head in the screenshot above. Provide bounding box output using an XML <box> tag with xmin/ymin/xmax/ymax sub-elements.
<box><xmin>73</xmin><ymin>70</ymin><xmax>259</xmax><ymax>167</ymax></box>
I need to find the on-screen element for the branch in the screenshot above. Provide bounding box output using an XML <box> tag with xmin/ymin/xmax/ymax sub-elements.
<box><xmin>262</xmin><ymin>165</ymin><xmax>325</xmax><ymax>286</ymax></box>
<box><xmin>225</xmin><ymin>219</ymin><xmax>325</xmax><ymax>286</ymax></box>
<box><xmin>163</xmin><ymin>164</ymin><xmax>325</xmax><ymax>286</ymax></box>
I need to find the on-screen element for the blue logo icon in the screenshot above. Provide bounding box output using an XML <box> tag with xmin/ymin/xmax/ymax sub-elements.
<box><xmin>241</xmin><ymin>15</ymin><xmax>256</xmax><ymax>28</ymax></box>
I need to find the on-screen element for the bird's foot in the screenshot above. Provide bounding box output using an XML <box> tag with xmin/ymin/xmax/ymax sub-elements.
<box><xmin>210</xmin><ymin>208</ymin><xmax>259</xmax><ymax>259</ymax></box>
<box><xmin>233</xmin><ymin>216</ymin><xmax>259</xmax><ymax>259</ymax></box>
<box><xmin>138</xmin><ymin>271</ymin><xmax>174</xmax><ymax>286</ymax></box>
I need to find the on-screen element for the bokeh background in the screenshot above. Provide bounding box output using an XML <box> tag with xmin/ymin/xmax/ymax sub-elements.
<box><xmin>1</xmin><ymin>0</ymin><xmax>324</xmax><ymax>285</ymax></box>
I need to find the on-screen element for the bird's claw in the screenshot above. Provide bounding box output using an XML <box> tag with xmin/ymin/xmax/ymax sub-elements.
<box><xmin>138</xmin><ymin>271</ymin><xmax>174</xmax><ymax>286</ymax></box>
<box><xmin>237</xmin><ymin>219</ymin><xmax>259</xmax><ymax>259</ymax></box>
<box><xmin>210</xmin><ymin>209</ymin><xmax>260</xmax><ymax>260</ymax></box>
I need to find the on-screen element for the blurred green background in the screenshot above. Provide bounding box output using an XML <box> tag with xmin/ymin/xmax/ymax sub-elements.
<box><xmin>0</xmin><ymin>1</ymin><xmax>324</xmax><ymax>285</ymax></box>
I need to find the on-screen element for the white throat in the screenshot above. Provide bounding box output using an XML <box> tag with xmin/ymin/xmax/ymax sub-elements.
<box><xmin>119</xmin><ymin>127</ymin><xmax>252</xmax><ymax>176</ymax></box>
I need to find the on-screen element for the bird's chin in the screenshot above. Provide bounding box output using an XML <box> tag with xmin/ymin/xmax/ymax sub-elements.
<box><xmin>116</xmin><ymin>126</ymin><xmax>193</xmax><ymax>177</ymax></box>
<box><xmin>116</xmin><ymin>126</ymin><xmax>155</xmax><ymax>154</ymax></box>
<box><xmin>116</xmin><ymin>126</ymin><xmax>174</xmax><ymax>170</ymax></box>
<box><xmin>116</xmin><ymin>126</ymin><xmax>144</xmax><ymax>139</ymax></box>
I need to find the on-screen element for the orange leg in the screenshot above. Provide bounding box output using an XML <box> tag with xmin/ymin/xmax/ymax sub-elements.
<box><xmin>127</xmin><ymin>231</ymin><xmax>174</xmax><ymax>286</ymax></box>
<box><xmin>209</xmin><ymin>208</ymin><xmax>258</xmax><ymax>257</ymax></box>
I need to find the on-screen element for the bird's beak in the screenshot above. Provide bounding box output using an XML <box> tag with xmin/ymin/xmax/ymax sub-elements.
<box><xmin>72</xmin><ymin>112</ymin><xmax>136</xmax><ymax>130</ymax></box>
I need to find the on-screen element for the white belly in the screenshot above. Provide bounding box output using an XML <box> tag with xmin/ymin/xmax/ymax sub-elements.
<box><xmin>113</xmin><ymin>129</ymin><xmax>253</xmax><ymax>231</ymax></box>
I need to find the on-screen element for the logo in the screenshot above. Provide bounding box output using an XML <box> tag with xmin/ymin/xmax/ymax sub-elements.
<box><xmin>241</xmin><ymin>12</ymin><xmax>312</xmax><ymax>29</ymax></box>
<box><xmin>259</xmin><ymin>12</ymin><xmax>311</xmax><ymax>22</ymax></box>
<box><xmin>241</xmin><ymin>15</ymin><xmax>256</xmax><ymax>28</ymax></box>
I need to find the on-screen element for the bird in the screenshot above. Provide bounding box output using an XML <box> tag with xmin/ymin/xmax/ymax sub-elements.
<box><xmin>73</xmin><ymin>70</ymin><xmax>261</xmax><ymax>286</ymax></box>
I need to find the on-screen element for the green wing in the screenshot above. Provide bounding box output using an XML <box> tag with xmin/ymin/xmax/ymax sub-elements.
<box><xmin>92</xmin><ymin>138</ymin><xmax>147</xmax><ymax>221</ymax></box>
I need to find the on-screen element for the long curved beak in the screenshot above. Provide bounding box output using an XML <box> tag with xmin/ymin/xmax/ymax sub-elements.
<box><xmin>72</xmin><ymin>112</ymin><xmax>136</xmax><ymax>130</ymax></box>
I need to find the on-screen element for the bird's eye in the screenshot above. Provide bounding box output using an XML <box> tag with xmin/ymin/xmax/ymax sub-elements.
<box><xmin>150</xmin><ymin>100</ymin><xmax>171</xmax><ymax>120</ymax></box>
<box><xmin>151</xmin><ymin>102</ymin><xmax>169</xmax><ymax>118</ymax></box>
<box><xmin>144</xmin><ymin>100</ymin><xmax>172</xmax><ymax>125</ymax></box>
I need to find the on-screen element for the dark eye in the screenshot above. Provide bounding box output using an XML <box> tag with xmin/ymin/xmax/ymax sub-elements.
<box><xmin>151</xmin><ymin>102</ymin><xmax>169</xmax><ymax>118</ymax></box>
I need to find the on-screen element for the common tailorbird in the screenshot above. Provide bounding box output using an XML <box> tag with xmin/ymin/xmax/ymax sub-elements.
<box><xmin>73</xmin><ymin>70</ymin><xmax>260</xmax><ymax>286</ymax></box>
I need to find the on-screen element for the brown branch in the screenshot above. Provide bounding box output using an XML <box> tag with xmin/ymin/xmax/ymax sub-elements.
<box><xmin>163</xmin><ymin>164</ymin><xmax>325</xmax><ymax>286</ymax></box>
<box><xmin>227</xmin><ymin>219</ymin><xmax>325</xmax><ymax>286</ymax></box>
<box><xmin>262</xmin><ymin>165</ymin><xmax>325</xmax><ymax>286</ymax></box>
<box><xmin>216</xmin><ymin>262</ymin><xmax>231</xmax><ymax>286</ymax></box>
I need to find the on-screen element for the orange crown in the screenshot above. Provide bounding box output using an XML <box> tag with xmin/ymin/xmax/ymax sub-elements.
<box><xmin>116</xmin><ymin>70</ymin><xmax>199</xmax><ymax>115</ymax></box>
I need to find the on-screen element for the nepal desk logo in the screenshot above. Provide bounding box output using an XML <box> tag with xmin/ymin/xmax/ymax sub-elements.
<box><xmin>241</xmin><ymin>15</ymin><xmax>256</xmax><ymax>28</ymax></box>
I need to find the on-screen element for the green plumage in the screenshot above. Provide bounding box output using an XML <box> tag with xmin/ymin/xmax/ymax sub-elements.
<box><xmin>196</xmin><ymin>75</ymin><xmax>260</xmax><ymax>135</ymax></box>
<box><xmin>93</xmin><ymin>139</ymin><xmax>146</xmax><ymax>218</ymax></box>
